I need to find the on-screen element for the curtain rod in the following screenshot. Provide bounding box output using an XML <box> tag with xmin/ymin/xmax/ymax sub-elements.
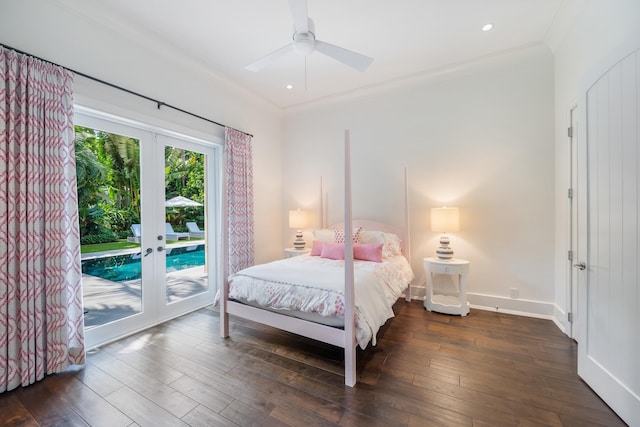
<box><xmin>0</xmin><ymin>43</ymin><xmax>254</xmax><ymax>138</ymax></box>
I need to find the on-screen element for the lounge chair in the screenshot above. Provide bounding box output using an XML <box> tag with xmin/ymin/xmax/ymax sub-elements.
<box><xmin>186</xmin><ymin>222</ymin><xmax>205</xmax><ymax>238</ymax></box>
<box><xmin>128</xmin><ymin>224</ymin><xmax>141</xmax><ymax>243</ymax></box>
<box><xmin>165</xmin><ymin>223</ymin><xmax>190</xmax><ymax>241</ymax></box>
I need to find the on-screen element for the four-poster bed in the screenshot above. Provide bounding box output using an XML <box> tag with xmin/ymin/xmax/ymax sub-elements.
<box><xmin>220</xmin><ymin>130</ymin><xmax>413</xmax><ymax>386</ymax></box>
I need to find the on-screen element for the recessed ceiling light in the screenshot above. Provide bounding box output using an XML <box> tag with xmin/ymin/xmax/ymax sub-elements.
<box><xmin>286</xmin><ymin>84</ymin><xmax>293</xmax><ymax>90</ymax></box>
<box><xmin>482</xmin><ymin>23</ymin><xmax>494</xmax><ymax>32</ymax></box>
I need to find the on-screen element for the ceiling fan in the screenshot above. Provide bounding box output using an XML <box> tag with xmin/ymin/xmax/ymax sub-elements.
<box><xmin>244</xmin><ymin>0</ymin><xmax>374</xmax><ymax>73</ymax></box>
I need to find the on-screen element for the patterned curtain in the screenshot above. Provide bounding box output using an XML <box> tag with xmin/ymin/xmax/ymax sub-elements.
<box><xmin>224</xmin><ymin>127</ymin><xmax>254</xmax><ymax>274</ymax></box>
<box><xmin>0</xmin><ymin>47</ymin><xmax>84</xmax><ymax>393</ymax></box>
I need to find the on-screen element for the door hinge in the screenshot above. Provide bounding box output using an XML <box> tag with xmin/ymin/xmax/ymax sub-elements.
<box><xmin>568</xmin><ymin>126</ymin><xmax>573</xmax><ymax>138</ymax></box>
<box><xmin>568</xmin><ymin>188</ymin><xmax>573</xmax><ymax>199</ymax></box>
<box><xmin>568</xmin><ymin>312</ymin><xmax>573</xmax><ymax>323</ymax></box>
<box><xmin>568</xmin><ymin>250</ymin><xmax>573</xmax><ymax>261</ymax></box>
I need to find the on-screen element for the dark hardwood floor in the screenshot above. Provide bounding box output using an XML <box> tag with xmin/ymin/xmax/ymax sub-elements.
<box><xmin>0</xmin><ymin>301</ymin><xmax>626</xmax><ymax>426</ymax></box>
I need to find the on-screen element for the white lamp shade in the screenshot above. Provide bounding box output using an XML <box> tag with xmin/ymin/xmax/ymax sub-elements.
<box><xmin>431</xmin><ymin>207</ymin><xmax>460</xmax><ymax>233</ymax></box>
<box><xmin>288</xmin><ymin>209</ymin><xmax>308</xmax><ymax>229</ymax></box>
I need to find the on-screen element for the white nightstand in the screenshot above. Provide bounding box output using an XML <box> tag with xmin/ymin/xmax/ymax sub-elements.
<box><xmin>284</xmin><ymin>248</ymin><xmax>311</xmax><ymax>258</ymax></box>
<box><xmin>424</xmin><ymin>257</ymin><xmax>470</xmax><ymax>316</ymax></box>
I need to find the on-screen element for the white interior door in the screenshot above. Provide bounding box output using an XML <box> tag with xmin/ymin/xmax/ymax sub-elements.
<box><xmin>576</xmin><ymin>48</ymin><xmax>640</xmax><ymax>426</ymax></box>
<box><xmin>568</xmin><ymin>105</ymin><xmax>578</xmax><ymax>339</ymax></box>
<box><xmin>76</xmin><ymin>109</ymin><xmax>220</xmax><ymax>349</ymax></box>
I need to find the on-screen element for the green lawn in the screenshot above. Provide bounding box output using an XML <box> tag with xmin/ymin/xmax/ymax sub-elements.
<box><xmin>80</xmin><ymin>240</ymin><xmax>140</xmax><ymax>254</ymax></box>
<box><xmin>80</xmin><ymin>237</ymin><xmax>205</xmax><ymax>254</ymax></box>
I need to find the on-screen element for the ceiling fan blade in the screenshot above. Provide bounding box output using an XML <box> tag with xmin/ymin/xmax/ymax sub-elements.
<box><xmin>288</xmin><ymin>0</ymin><xmax>309</xmax><ymax>34</ymax></box>
<box><xmin>244</xmin><ymin>43</ymin><xmax>295</xmax><ymax>72</ymax></box>
<box><xmin>314</xmin><ymin>40</ymin><xmax>374</xmax><ymax>72</ymax></box>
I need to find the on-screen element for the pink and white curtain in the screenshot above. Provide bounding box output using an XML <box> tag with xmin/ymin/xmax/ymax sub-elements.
<box><xmin>0</xmin><ymin>47</ymin><xmax>84</xmax><ymax>393</ymax></box>
<box><xmin>224</xmin><ymin>127</ymin><xmax>254</xmax><ymax>274</ymax></box>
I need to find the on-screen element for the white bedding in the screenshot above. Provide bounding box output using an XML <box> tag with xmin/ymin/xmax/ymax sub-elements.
<box><xmin>227</xmin><ymin>254</ymin><xmax>414</xmax><ymax>349</ymax></box>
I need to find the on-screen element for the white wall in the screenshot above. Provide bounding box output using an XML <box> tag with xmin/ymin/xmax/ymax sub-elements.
<box><xmin>0</xmin><ymin>0</ymin><xmax>284</xmax><ymax>265</ymax></box>
<box><xmin>282</xmin><ymin>45</ymin><xmax>556</xmax><ymax>317</ymax></box>
<box><xmin>548</xmin><ymin>0</ymin><xmax>640</xmax><ymax>334</ymax></box>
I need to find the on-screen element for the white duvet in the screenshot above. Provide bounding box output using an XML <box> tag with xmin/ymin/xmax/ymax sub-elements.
<box><xmin>227</xmin><ymin>254</ymin><xmax>414</xmax><ymax>349</ymax></box>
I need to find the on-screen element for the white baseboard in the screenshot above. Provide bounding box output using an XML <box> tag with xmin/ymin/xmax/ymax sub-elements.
<box><xmin>552</xmin><ymin>304</ymin><xmax>569</xmax><ymax>335</ymax></box>
<box><xmin>466</xmin><ymin>293</ymin><xmax>559</xmax><ymax>322</ymax></box>
<box><xmin>467</xmin><ymin>293</ymin><xmax>554</xmax><ymax>318</ymax></box>
<box><xmin>409</xmin><ymin>284</ymin><xmax>426</xmax><ymax>300</ymax></box>
<box><xmin>406</xmin><ymin>288</ymin><xmax>568</xmax><ymax>335</ymax></box>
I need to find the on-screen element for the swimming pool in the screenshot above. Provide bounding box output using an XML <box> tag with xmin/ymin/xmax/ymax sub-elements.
<box><xmin>82</xmin><ymin>244</ymin><xmax>205</xmax><ymax>282</ymax></box>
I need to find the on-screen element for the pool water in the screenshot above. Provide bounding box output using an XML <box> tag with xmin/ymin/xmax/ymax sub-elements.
<box><xmin>82</xmin><ymin>244</ymin><xmax>205</xmax><ymax>282</ymax></box>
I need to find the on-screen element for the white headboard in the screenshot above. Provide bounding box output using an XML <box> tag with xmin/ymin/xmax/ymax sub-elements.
<box><xmin>324</xmin><ymin>168</ymin><xmax>411</xmax><ymax>262</ymax></box>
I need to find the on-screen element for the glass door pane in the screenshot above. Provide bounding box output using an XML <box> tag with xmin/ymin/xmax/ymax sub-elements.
<box><xmin>157</xmin><ymin>134</ymin><xmax>216</xmax><ymax>320</ymax></box>
<box><xmin>164</xmin><ymin>145</ymin><xmax>208</xmax><ymax>303</ymax></box>
<box><xmin>76</xmin><ymin>125</ymin><xmax>144</xmax><ymax>330</ymax></box>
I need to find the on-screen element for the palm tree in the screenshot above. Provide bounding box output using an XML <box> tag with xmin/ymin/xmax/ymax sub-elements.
<box><xmin>75</xmin><ymin>127</ymin><xmax>108</xmax><ymax>236</ymax></box>
<box><xmin>102</xmin><ymin>132</ymin><xmax>141</xmax><ymax>217</ymax></box>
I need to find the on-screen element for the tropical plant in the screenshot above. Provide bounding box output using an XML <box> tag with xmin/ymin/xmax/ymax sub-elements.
<box><xmin>75</xmin><ymin>126</ymin><xmax>204</xmax><ymax>243</ymax></box>
<box><xmin>75</xmin><ymin>128</ymin><xmax>108</xmax><ymax>206</ymax></box>
<box><xmin>164</xmin><ymin>147</ymin><xmax>205</xmax><ymax>226</ymax></box>
<box><xmin>75</xmin><ymin>126</ymin><xmax>141</xmax><ymax>241</ymax></box>
<box><xmin>102</xmin><ymin>132</ymin><xmax>141</xmax><ymax>215</ymax></box>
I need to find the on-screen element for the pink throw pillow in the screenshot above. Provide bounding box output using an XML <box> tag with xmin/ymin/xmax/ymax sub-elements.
<box><xmin>310</xmin><ymin>240</ymin><xmax>324</xmax><ymax>256</ymax></box>
<box><xmin>353</xmin><ymin>243</ymin><xmax>383</xmax><ymax>263</ymax></box>
<box><xmin>321</xmin><ymin>242</ymin><xmax>345</xmax><ymax>260</ymax></box>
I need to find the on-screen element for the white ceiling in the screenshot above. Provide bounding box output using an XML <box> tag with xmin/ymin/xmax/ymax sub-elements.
<box><xmin>54</xmin><ymin>0</ymin><xmax>566</xmax><ymax>110</ymax></box>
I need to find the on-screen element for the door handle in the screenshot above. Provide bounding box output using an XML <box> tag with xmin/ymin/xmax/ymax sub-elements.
<box><xmin>573</xmin><ymin>262</ymin><xmax>586</xmax><ymax>270</ymax></box>
<box><xmin>144</xmin><ymin>248</ymin><xmax>153</xmax><ymax>257</ymax></box>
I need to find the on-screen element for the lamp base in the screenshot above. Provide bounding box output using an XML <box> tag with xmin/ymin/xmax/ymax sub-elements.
<box><xmin>436</xmin><ymin>234</ymin><xmax>454</xmax><ymax>260</ymax></box>
<box><xmin>293</xmin><ymin>229</ymin><xmax>305</xmax><ymax>250</ymax></box>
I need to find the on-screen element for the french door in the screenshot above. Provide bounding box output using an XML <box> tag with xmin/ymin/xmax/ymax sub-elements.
<box><xmin>75</xmin><ymin>108</ymin><xmax>220</xmax><ymax>349</ymax></box>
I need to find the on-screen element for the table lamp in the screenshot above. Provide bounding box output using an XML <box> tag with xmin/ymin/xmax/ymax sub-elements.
<box><xmin>289</xmin><ymin>209</ymin><xmax>309</xmax><ymax>250</ymax></box>
<box><xmin>431</xmin><ymin>206</ymin><xmax>460</xmax><ymax>260</ymax></box>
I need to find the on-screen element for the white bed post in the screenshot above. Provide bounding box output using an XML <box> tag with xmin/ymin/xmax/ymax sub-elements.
<box><xmin>220</xmin><ymin>151</ymin><xmax>230</xmax><ymax>338</ymax></box>
<box><xmin>320</xmin><ymin>177</ymin><xmax>325</xmax><ymax>229</ymax></box>
<box><xmin>404</xmin><ymin>167</ymin><xmax>411</xmax><ymax>302</ymax></box>
<box><xmin>344</xmin><ymin>130</ymin><xmax>357</xmax><ymax>387</ymax></box>
<box><xmin>220</xmin><ymin>279</ymin><xmax>229</xmax><ymax>337</ymax></box>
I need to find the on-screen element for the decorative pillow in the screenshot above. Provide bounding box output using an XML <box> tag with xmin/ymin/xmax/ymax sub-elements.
<box><xmin>353</xmin><ymin>243</ymin><xmax>383</xmax><ymax>263</ymax></box>
<box><xmin>313</xmin><ymin>229</ymin><xmax>335</xmax><ymax>243</ymax></box>
<box><xmin>334</xmin><ymin>226</ymin><xmax>362</xmax><ymax>244</ymax></box>
<box><xmin>310</xmin><ymin>240</ymin><xmax>324</xmax><ymax>256</ymax></box>
<box><xmin>320</xmin><ymin>242</ymin><xmax>345</xmax><ymax>260</ymax></box>
<box><xmin>383</xmin><ymin>233</ymin><xmax>403</xmax><ymax>256</ymax></box>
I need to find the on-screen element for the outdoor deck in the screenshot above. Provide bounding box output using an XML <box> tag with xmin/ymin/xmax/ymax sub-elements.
<box><xmin>81</xmin><ymin>241</ymin><xmax>208</xmax><ymax>328</ymax></box>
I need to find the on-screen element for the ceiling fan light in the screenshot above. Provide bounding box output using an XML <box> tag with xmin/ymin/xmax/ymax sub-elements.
<box><xmin>293</xmin><ymin>32</ymin><xmax>315</xmax><ymax>55</ymax></box>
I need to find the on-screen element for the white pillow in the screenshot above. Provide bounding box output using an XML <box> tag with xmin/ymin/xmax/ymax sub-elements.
<box><xmin>313</xmin><ymin>229</ymin><xmax>335</xmax><ymax>242</ymax></box>
<box><xmin>360</xmin><ymin>230</ymin><xmax>402</xmax><ymax>258</ymax></box>
<box><xmin>360</xmin><ymin>230</ymin><xmax>384</xmax><ymax>245</ymax></box>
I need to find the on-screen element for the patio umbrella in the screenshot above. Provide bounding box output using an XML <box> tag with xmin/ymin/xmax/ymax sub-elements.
<box><xmin>165</xmin><ymin>196</ymin><xmax>203</xmax><ymax>207</ymax></box>
<box><xmin>165</xmin><ymin>196</ymin><xmax>203</xmax><ymax>226</ymax></box>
